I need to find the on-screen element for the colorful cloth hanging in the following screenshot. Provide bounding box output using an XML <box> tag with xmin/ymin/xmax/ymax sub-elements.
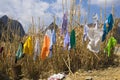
<box><xmin>102</xmin><ymin>14</ymin><xmax>114</xmax><ymax>42</ymax></box>
<box><xmin>23</xmin><ymin>36</ymin><xmax>33</xmax><ymax>55</ymax></box>
<box><xmin>49</xmin><ymin>29</ymin><xmax>56</xmax><ymax>58</ymax></box>
<box><xmin>104</xmin><ymin>37</ymin><xmax>117</xmax><ymax>57</ymax></box>
<box><xmin>102</xmin><ymin>23</ymin><xmax>108</xmax><ymax>42</ymax></box>
<box><xmin>15</xmin><ymin>42</ymin><xmax>24</xmax><ymax>63</ymax></box>
<box><xmin>41</xmin><ymin>30</ymin><xmax>51</xmax><ymax>60</ymax></box>
<box><xmin>87</xmin><ymin>27</ymin><xmax>103</xmax><ymax>53</ymax></box>
<box><xmin>64</xmin><ymin>32</ymin><xmax>70</xmax><ymax>50</ymax></box>
<box><xmin>61</xmin><ymin>13</ymin><xmax>68</xmax><ymax>35</ymax></box>
<box><xmin>33</xmin><ymin>38</ymin><xmax>40</xmax><ymax>61</ymax></box>
<box><xmin>107</xmin><ymin>14</ymin><xmax>114</xmax><ymax>33</ymax></box>
<box><xmin>70</xmin><ymin>29</ymin><xmax>76</xmax><ymax>49</ymax></box>
<box><xmin>93</xmin><ymin>13</ymin><xmax>99</xmax><ymax>30</ymax></box>
<box><xmin>83</xmin><ymin>24</ymin><xmax>89</xmax><ymax>42</ymax></box>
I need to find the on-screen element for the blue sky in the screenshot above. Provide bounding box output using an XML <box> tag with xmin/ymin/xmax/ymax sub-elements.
<box><xmin>0</xmin><ymin>0</ymin><xmax>120</xmax><ymax>32</ymax></box>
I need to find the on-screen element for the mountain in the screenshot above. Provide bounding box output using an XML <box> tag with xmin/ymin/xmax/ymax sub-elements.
<box><xmin>44</xmin><ymin>22</ymin><xmax>58</xmax><ymax>33</ymax></box>
<box><xmin>0</xmin><ymin>15</ymin><xmax>25</xmax><ymax>41</ymax></box>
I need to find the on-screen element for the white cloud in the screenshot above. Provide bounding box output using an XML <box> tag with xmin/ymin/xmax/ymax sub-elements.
<box><xmin>0</xmin><ymin>0</ymin><xmax>87</xmax><ymax>32</ymax></box>
<box><xmin>50</xmin><ymin>0</ymin><xmax>87</xmax><ymax>26</ymax></box>
<box><xmin>90</xmin><ymin>0</ymin><xmax>120</xmax><ymax>7</ymax></box>
<box><xmin>0</xmin><ymin>0</ymin><xmax>51</xmax><ymax>32</ymax></box>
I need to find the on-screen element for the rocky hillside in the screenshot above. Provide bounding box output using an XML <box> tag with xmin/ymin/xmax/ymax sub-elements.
<box><xmin>0</xmin><ymin>15</ymin><xmax>25</xmax><ymax>41</ymax></box>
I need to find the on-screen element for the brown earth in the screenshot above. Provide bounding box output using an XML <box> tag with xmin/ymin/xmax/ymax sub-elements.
<box><xmin>65</xmin><ymin>66</ymin><xmax>120</xmax><ymax>80</ymax></box>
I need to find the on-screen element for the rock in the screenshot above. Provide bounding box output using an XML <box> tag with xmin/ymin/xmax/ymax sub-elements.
<box><xmin>88</xmin><ymin>70</ymin><xmax>92</xmax><ymax>73</ymax></box>
<box><xmin>85</xmin><ymin>76</ymin><xmax>93</xmax><ymax>80</ymax></box>
<box><xmin>0</xmin><ymin>15</ymin><xmax>25</xmax><ymax>41</ymax></box>
<box><xmin>44</xmin><ymin>22</ymin><xmax>58</xmax><ymax>33</ymax></box>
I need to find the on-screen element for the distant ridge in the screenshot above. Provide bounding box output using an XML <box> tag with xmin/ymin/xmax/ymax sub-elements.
<box><xmin>0</xmin><ymin>15</ymin><xmax>25</xmax><ymax>41</ymax></box>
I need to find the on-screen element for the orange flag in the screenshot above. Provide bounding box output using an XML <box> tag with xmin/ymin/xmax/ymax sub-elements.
<box><xmin>40</xmin><ymin>35</ymin><xmax>50</xmax><ymax>60</ymax></box>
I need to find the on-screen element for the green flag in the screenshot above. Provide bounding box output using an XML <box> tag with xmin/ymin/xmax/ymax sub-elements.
<box><xmin>16</xmin><ymin>42</ymin><xmax>23</xmax><ymax>60</ymax></box>
<box><xmin>105</xmin><ymin>37</ymin><xmax>117</xmax><ymax>57</ymax></box>
<box><xmin>70</xmin><ymin>29</ymin><xmax>76</xmax><ymax>49</ymax></box>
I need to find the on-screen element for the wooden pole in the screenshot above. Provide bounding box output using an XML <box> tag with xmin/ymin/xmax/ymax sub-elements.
<box><xmin>104</xmin><ymin>0</ymin><xmax>107</xmax><ymax>21</ymax></box>
<box><xmin>78</xmin><ymin>0</ymin><xmax>82</xmax><ymax>24</ymax></box>
<box><xmin>38</xmin><ymin>17</ymin><xmax>40</xmax><ymax>33</ymax></box>
<box><xmin>112</xmin><ymin>4</ymin><xmax>114</xmax><ymax>19</ymax></box>
<box><xmin>65</xmin><ymin>0</ymin><xmax>67</xmax><ymax>12</ymax></box>
<box><xmin>62</xmin><ymin>0</ymin><xmax>64</xmax><ymax>15</ymax></box>
<box><xmin>87</xmin><ymin>0</ymin><xmax>91</xmax><ymax>23</ymax></box>
<box><xmin>32</xmin><ymin>17</ymin><xmax>34</xmax><ymax>34</ymax></box>
<box><xmin>53</xmin><ymin>15</ymin><xmax>56</xmax><ymax>30</ymax></box>
<box><xmin>42</xmin><ymin>18</ymin><xmax>44</xmax><ymax>32</ymax></box>
<box><xmin>100</xmin><ymin>7</ymin><xmax>103</xmax><ymax>24</ymax></box>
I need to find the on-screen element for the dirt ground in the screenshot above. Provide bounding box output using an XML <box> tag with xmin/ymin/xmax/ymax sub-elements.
<box><xmin>65</xmin><ymin>46</ymin><xmax>120</xmax><ymax>80</ymax></box>
<box><xmin>65</xmin><ymin>66</ymin><xmax>120</xmax><ymax>80</ymax></box>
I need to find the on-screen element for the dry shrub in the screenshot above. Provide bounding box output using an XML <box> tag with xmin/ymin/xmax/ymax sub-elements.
<box><xmin>0</xmin><ymin>19</ymin><xmax>119</xmax><ymax>79</ymax></box>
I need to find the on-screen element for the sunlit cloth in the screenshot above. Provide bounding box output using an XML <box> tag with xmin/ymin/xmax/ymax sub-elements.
<box><xmin>61</xmin><ymin>13</ymin><xmax>68</xmax><ymax>35</ymax></box>
<box><xmin>49</xmin><ymin>29</ymin><xmax>56</xmax><ymax>58</ymax></box>
<box><xmin>102</xmin><ymin>14</ymin><xmax>114</xmax><ymax>42</ymax></box>
<box><xmin>93</xmin><ymin>13</ymin><xmax>99</xmax><ymax>30</ymax></box>
<box><xmin>23</xmin><ymin>36</ymin><xmax>33</xmax><ymax>55</ymax></box>
<box><xmin>33</xmin><ymin>38</ymin><xmax>40</xmax><ymax>61</ymax></box>
<box><xmin>70</xmin><ymin>29</ymin><xmax>76</xmax><ymax>49</ymax></box>
<box><xmin>50</xmin><ymin>30</ymin><xmax>56</xmax><ymax>48</ymax></box>
<box><xmin>104</xmin><ymin>37</ymin><xmax>117</xmax><ymax>57</ymax></box>
<box><xmin>93</xmin><ymin>13</ymin><xmax>98</xmax><ymax>22</ymax></box>
<box><xmin>107</xmin><ymin>14</ymin><xmax>114</xmax><ymax>33</ymax></box>
<box><xmin>102</xmin><ymin>23</ymin><xmax>108</xmax><ymax>42</ymax></box>
<box><xmin>15</xmin><ymin>42</ymin><xmax>24</xmax><ymax>63</ymax></box>
<box><xmin>87</xmin><ymin>28</ymin><xmax>103</xmax><ymax>53</ymax></box>
<box><xmin>83</xmin><ymin>24</ymin><xmax>89</xmax><ymax>42</ymax></box>
<box><xmin>64</xmin><ymin>32</ymin><xmax>70</xmax><ymax>50</ymax></box>
<box><xmin>48</xmin><ymin>73</ymin><xmax>65</xmax><ymax>80</ymax></box>
<box><xmin>52</xmin><ymin>30</ymin><xmax>56</xmax><ymax>44</ymax></box>
<box><xmin>41</xmin><ymin>30</ymin><xmax>51</xmax><ymax>60</ymax></box>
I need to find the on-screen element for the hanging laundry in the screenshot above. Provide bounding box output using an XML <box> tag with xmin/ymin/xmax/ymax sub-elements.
<box><xmin>0</xmin><ymin>47</ymin><xmax>3</xmax><ymax>53</ymax></box>
<box><xmin>15</xmin><ymin>42</ymin><xmax>24</xmax><ymax>63</ymax></box>
<box><xmin>49</xmin><ymin>29</ymin><xmax>56</xmax><ymax>58</ymax></box>
<box><xmin>83</xmin><ymin>24</ymin><xmax>89</xmax><ymax>42</ymax></box>
<box><xmin>70</xmin><ymin>29</ymin><xmax>76</xmax><ymax>49</ymax></box>
<box><xmin>33</xmin><ymin>38</ymin><xmax>40</xmax><ymax>61</ymax></box>
<box><xmin>48</xmin><ymin>73</ymin><xmax>66</xmax><ymax>80</ymax></box>
<box><xmin>41</xmin><ymin>30</ymin><xmax>51</xmax><ymax>60</ymax></box>
<box><xmin>102</xmin><ymin>14</ymin><xmax>114</xmax><ymax>42</ymax></box>
<box><xmin>64</xmin><ymin>32</ymin><xmax>70</xmax><ymax>50</ymax></box>
<box><xmin>104</xmin><ymin>37</ymin><xmax>117</xmax><ymax>57</ymax></box>
<box><xmin>50</xmin><ymin>29</ymin><xmax>56</xmax><ymax>46</ymax></box>
<box><xmin>93</xmin><ymin>13</ymin><xmax>98</xmax><ymax>22</ymax></box>
<box><xmin>87</xmin><ymin>27</ymin><xmax>103</xmax><ymax>53</ymax></box>
<box><xmin>61</xmin><ymin>13</ymin><xmax>68</xmax><ymax>35</ymax></box>
<box><xmin>107</xmin><ymin>14</ymin><xmax>114</xmax><ymax>33</ymax></box>
<box><xmin>52</xmin><ymin>30</ymin><xmax>56</xmax><ymax>44</ymax></box>
<box><xmin>93</xmin><ymin>13</ymin><xmax>99</xmax><ymax>30</ymax></box>
<box><xmin>23</xmin><ymin>36</ymin><xmax>33</xmax><ymax>55</ymax></box>
<box><xmin>94</xmin><ymin>21</ymin><xmax>99</xmax><ymax>30</ymax></box>
<box><xmin>102</xmin><ymin>23</ymin><xmax>108</xmax><ymax>42</ymax></box>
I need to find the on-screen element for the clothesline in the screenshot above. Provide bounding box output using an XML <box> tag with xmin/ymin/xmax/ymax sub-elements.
<box><xmin>14</xmin><ymin>13</ymin><xmax>116</xmax><ymax>63</ymax></box>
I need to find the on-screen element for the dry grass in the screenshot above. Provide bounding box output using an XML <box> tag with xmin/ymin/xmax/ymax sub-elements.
<box><xmin>0</xmin><ymin>19</ymin><xmax>119</xmax><ymax>80</ymax></box>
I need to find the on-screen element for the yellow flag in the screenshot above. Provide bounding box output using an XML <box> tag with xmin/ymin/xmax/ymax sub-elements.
<box><xmin>23</xmin><ymin>36</ymin><xmax>33</xmax><ymax>55</ymax></box>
